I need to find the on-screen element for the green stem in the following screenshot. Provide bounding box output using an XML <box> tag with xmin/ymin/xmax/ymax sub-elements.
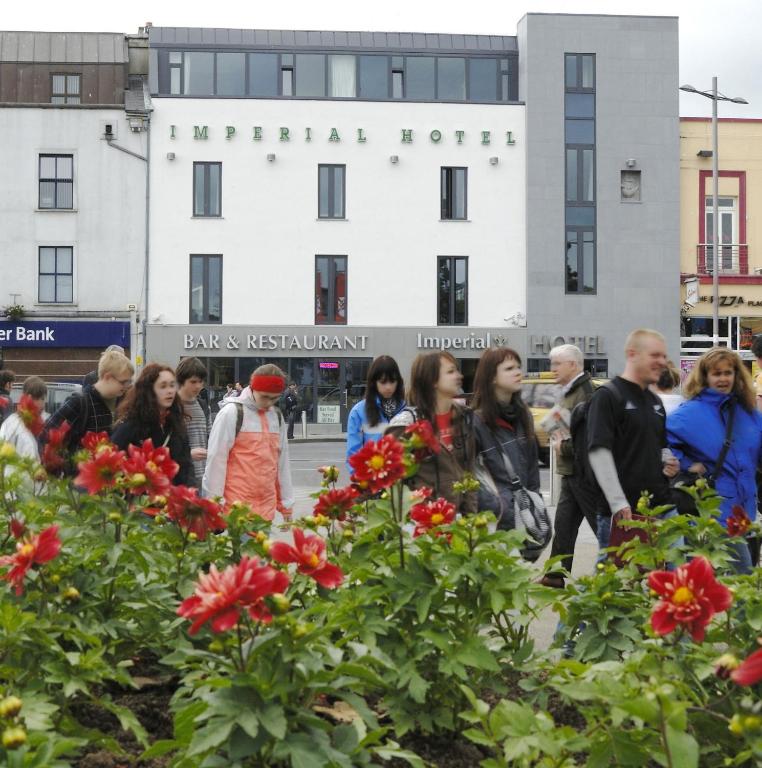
<box><xmin>657</xmin><ymin>697</ymin><xmax>675</xmax><ymax>768</ymax></box>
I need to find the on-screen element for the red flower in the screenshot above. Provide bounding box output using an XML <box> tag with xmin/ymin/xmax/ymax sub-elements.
<box><xmin>731</xmin><ymin>648</ymin><xmax>762</xmax><ymax>686</ymax></box>
<box><xmin>16</xmin><ymin>394</ymin><xmax>43</xmax><ymax>437</ymax></box>
<box><xmin>123</xmin><ymin>439</ymin><xmax>179</xmax><ymax>496</ymax></box>
<box><xmin>404</xmin><ymin>420</ymin><xmax>441</xmax><ymax>455</ymax></box>
<box><xmin>410</xmin><ymin>486</ymin><xmax>433</xmax><ymax>502</ymax></box>
<box><xmin>648</xmin><ymin>556</ymin><xmax>733</xmax><ymax>642</ymax></box>
<box><xmin>349</xmin><ymin>434</ymin><xmax>406</xmax><ymax>494</ymax></box>
<box><xmin>313</xmin><ymin>486</ymin><xmax>360</xmax><ymax>521</ymax></box>
<box><xmin>166</xmin><ymin>485</ymin><xmax>227</xmax><ymax>540</ymax></box>
<box><xmin>74</xmin><ymin>447</ymin><xmax>125</xmax><ymax>494</ymax></box>
<box><xmin>409</xmin><ymin>496</ymin><xmax>456</xmax><ymax>538</ymax></box>
<box><xmin>9</xmin><ymin>518</ymin><xmax>26</xmax><ymax>539</ymax></box>
<box><xmin>81</xmin><ymin>431</ymin><xmax>114</xmax><ymax>456</ymax></box>
<box><xmin>42</xmin><ymin>421</ymin><xmax>71</xmax><ymax>473</ymax></box>
<box><xmin>0</xmin><ymin>396</ymin><xmax>8</xmax><ymax>411</ymax></box>
<box><xmin>270</xmin><ymin>528</ymin><xmax>344</xmax><ymax>588</ymax></box>
<box><xmin>177</xmin><ymin>556</ymin><xmax>289</xmax><ymax>635</ymax></box>
<box><xmin>726</xmin><ymin>505</ymin><xmax>752</xmax><ymax>537</ymax></box>
<box><xmin>0</xmin><ymin>525</ymin><xmax>62</xmax><ymax>595</ymax></box>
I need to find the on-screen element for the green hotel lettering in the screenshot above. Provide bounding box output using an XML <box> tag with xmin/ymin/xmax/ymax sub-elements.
<box><xmin>178</xmin><ymin>126</ymin><xmax>518</xmax><ymax>144</ymax></box>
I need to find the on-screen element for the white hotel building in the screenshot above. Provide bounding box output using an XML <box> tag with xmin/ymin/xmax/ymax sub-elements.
<box><xmin>145</xmin><ymin>17</ymin><xmax>680</xmax><ymax>428</ymax></box>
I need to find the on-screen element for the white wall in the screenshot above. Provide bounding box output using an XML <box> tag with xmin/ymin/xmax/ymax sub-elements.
<box><xmin>0</xmin><ymin>108</ymin><xmax>146</xmax><ymax>313</ymax></box>
<box><xmin>149</xmin><ymin>98</ymin><xmax>525</xmax><ymax>327</ymax></box>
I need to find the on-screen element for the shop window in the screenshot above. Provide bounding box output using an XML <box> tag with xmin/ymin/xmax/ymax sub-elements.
<box><xmin>216</xmin><ymin>52</ymin><xmax>245</xmax><ymax>96</ymax></box>
<box><xmin>249</xmin><ymin>53</ymin><xmax>279</xmax><ymax>97</ymax></box>
<box><xmin>51</xmin><ymin>73</ymin><xmax>80</xmax><ymax>104</ymax></box>
<box><xmin>39</xmin><ymin>154</ymin><xmax>73</xmax><ymax>209</ymax></box>
<box><xmin>318</xmin><ymin>165</ymin><xmax>345</xmax><ymax>219</ymax></box>
<box><xmin>39</xmin><ymin>246</ymin><xmax>73</xmax><ymax>303</ymax></box>
<box><xmin>359</xmin><ymin>55</ymin><xmax>388</xmax><ymax>98</ymax></box>
<box><xmin>438</xmin><ymin>256</ymin><xmax>468</xmax><ymax>325</ymax></box>
<box><xmin>441</xmin><ymin>167</ymin><xmax>467</xmax><ymax>220</ymax></box>
<box><xmin>315</xmin><ymin>255</ymin><xmax>347</xmax><ymax>325</ymax></box>
<box><xmin>190</xmin><ymin>254</ymin><xmax>222</xmax><ymax>324</ymax></box>
<box><xmin>193</xmin><ymin>162</ymin><xmax>221</xmax><ymax>217</ymax></box>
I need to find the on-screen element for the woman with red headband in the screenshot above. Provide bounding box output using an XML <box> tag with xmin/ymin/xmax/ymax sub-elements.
<box><xmin>202</xmin><ymin>364</ymin><xmax>294</xmax><ymax>522</ymax></box>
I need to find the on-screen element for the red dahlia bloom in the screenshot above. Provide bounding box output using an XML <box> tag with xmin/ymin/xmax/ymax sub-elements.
<box><xmin>726</xmin><ymin>505</ymin><xmax>752</xmax><ymax>537</ymax></box>
<box><xmin>648</xmin><ymin>556</ymin><xmax>733</xmax><ymax>642</ymax></box>
<box><xmin>313</xmin><ymin>486</ymin><xmax>359</xmax><ymax>521</ymax></box>
<box><xmin>9</xmin><ymin>518</ymin><xmax>26</xmax><ymax>539</ymax></box>
<box><xmin>731</xmin><ymin>648</ymin><xmax>762</xmax><ymax>686</ymax></box>
<box><xmin>0</xmin><ymin>525</ymin><xmax>62</xmax><ymax>595</ymax></box>
<box><xmin>75</xmin><ymin>447</ymin><xmax>125</xmax><ymax>494</ymax></box>
<box><xmin>270</xmin><ymin>528</ymin><xmax>344</xmax><ymax>588</ymax></box>
<box><xmin>42</xmin><ymin>421</ymin><xmax>71</xmax><ymax>473</ymax></box>
<box><xmin>16</xmin><ymin>394</ymin><xmax>43</xmax><ymax>437</ymax></box>
<box><xmin>123</xmin><ymin>439</ymin><xmax>179</xmax><ymax>496</ymax></box>
<box><xmin>349</xmin><ymin>434</ymin><xmax>406</xmax><ymax>494</ymax></box>
<box><xmin>409</xmin><ymin>496</ymin><xmax>456</xmax><ymax>537</ymax></box>
<box><xmin>81</xmin><ymin>431</ymin><xmax>114</xmax><ymax>456</ymax></box>
<box><xmin>410</xmin><ymin>486</ymin><xmax>433</xmax><ymax>502</ymax></box>
<box><xmin>166</xmin><ymin>485</ymin><xmax>227</xmax><ymax>540</ymax></box>
<box><xmin>404</xmin><ymin>420</ymin><xmax>441</xmax><ymax>455</ymax></box>
<box><xmin>177</xmin><ymin>556</ymin><xmax>289</xmax><ymax>635</ymax></box>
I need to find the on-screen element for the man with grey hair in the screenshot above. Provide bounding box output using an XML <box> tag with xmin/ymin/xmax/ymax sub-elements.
<box><xmin>541</xmin><ymin>344</ymin><xmax>597</xmax><ymax>588</ymax></box>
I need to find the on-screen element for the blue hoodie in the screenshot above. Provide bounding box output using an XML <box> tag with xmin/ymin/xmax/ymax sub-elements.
<box><xmin>345</xmin><ymin>396</ymin><xmax>406</xmax><ymax>472</ymax></box>
<box><xmin>667</xmin><ymin>388</ymin><xmax>762</xmax><ymax>525</ymax></box>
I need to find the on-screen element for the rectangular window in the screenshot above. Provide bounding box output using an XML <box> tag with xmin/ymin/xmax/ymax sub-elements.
<box><xmin>565</xmin><ymin>148</ymin><xmax>595</xmax><ymax>203</ymax></box>
<box><xmin>440</xmin><ymin>167</ymin><xmax>467</xmax><ymax>220</ymax></box>
<box><xmin>437</xmin><ymin>57</ymin><xmax>465</xmax><ymax>100</ymax></box>
<box><xmin>295</xmin><ymin>54</ymin><xmax>326</xmax><ymax>97</ymax></box>
<box><xmin>468</xmin><ymin>58</ymin><xmax>498</xmax><ymax>101</ymax></box>
<box><xmin>169</xmin><ymin>51</ymin><xmax>182</xmax><ymax>95</ymax></box>
<box><xmin>359</xmin><ymin>55</ymin><xmax>389</xmax><ymax>98</ymax></box>
<box><xmin>193</xmin><ymin>162</ymin><xmax>221</xmax><ymax>217</ymax></box>
<box><xmin>315</xmin><ymin>255</ymin><xmax>347</xmax><ymax>325</ymax></box>
<box><xmin>318</xmin><ymin>165</ymin><xmax>346</xmax><ymax>219</ymax></box>
<box><xmin>190</xmin><ymin>255</ymin><xmax>222</xmax><ymax>323</ymax></box>
<box><xmin>38</xmin><ymin>246</ymin><xmax>73</xmax><ymax>303</ymax></box>
<box><xmin>51</xmin><ymin>73</ymin><xmax>80</xmax><ymax>104</ymax></box>
<box><xmin>406</xmin><ymin>56</ymin><xmax>435</xmax><ymax>99</ymax></box>
<box><xmin>328</xmin><ymin>55</ymin><xmax>356</xmax><ymax>97</ymax></box>
<box><xmin>438</xmin><ymin>256</ymin><xmax>468</xmax><ymax>325</ymax></box>
<box><xmin>183</xmin><ymin>52</ymin><xmax>214</xmax><ymax>95</ymax></box>
<box><xmin>39</xmin><ymin>154</ymin><xmax>73</xmax><ymax>209</ymax></box>
<box><xmin>216</xmin><ymin>52</ymin><xmax>245</xmax><ymax>96</ymax></box>
<box><xmin>249</xmin><ymin>53</ymin><xmax>279</xmax><ymax>96</ymax></box>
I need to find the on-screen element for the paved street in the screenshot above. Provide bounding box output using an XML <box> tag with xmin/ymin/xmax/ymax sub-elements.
<box><xmin>287</xmin><ymin>440</ymin><xmax>597</xmax><ymax>650</ymax></box>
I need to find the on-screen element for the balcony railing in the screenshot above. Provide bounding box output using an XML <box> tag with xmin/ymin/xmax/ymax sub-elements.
<box><xmin>697</xmin><ymin>243</ymin><xmax>749</xmax><ymax>275</ymax></box>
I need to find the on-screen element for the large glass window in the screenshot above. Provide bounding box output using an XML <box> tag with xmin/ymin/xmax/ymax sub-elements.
<box><xmin>438</xmin><ymin>57</ymin><xmax>465</xmax><ymax>100</ymax></box>
<box><xmin>469</xmin><ymin>58</ymin><xmax>497</xmax><ymax>101</ymax></box>
<box><xmin>315</xmin><ymin>255</ymin><xmax>347</xmax><ymax>325</ymax></box>
<box><xmin>248</xmin><ymin>53</ymin><xmax>279</xmax><ymax>96</ymax></box>
<box><xmin>193</xmin><ymin>162</ymin><xmax>221</xmax><ymax>217</ymax></box>
<box><xmin>565</xmin><ymin>148</ymin><xmax>594</xmax><ymax>203</ymax></box>
<box><xmin>438</xmin><ymin>256</ymin><xmax>468</xmax><ymax>325</ymax></box>
<box><xmin>359</xmin><ymin>55</ymin><xmax>388</xmax><ymax>98</ymax></box>
<box><xmin>441</xmin><ymin>167</ymin><xmax>467</xmax><ymax>220</ymax></box>
<box><xmin>295</xmin><ymin>54</ymin><xmax>325</xmax><ymax>97</ymax></box>
<box><xmin>318</xmin><ymin>165</ymin><xmax>345</xmax><ymax>219</ymax></box>
<box><xmin>39</xmin><ymin>154</ymin><xmax>73</xmax><ymax>209</ymax></box>
<box><xmin>406</xmin><ymin>56</ymin><xmax>435</xmax><ymax>99</ymax></box>
<box><xmin>190</xmin><ymin>254</ymin><xmax>222</xmax><ymax>323</ymax></box>
<box><xmin>565</xmin><ymin>230</ymin><xmax>595</xmax><ymax>294</ymax></box>
<box><xmin>51</xmin><ymin>73</ymin><xmax>80</xmax><ymax>104</ymax></box>
<box><xmin>328</xmin><ymin>55</ymin><xmax>356</xmax><ymax>97</ymax></box>
<box><xmin>38</xmin><ymin>246</ymin><xmax>73</xmax><ymax>303</ymax></box>
<box><xmin>183</xmin><ymin>52</ymin><xmax>214</xmax><ymax>95</ymax></box>
<box><xmin>216</xmin><ymin>52</ymin><xmax>245</xmax><ymax>96</ymax></box>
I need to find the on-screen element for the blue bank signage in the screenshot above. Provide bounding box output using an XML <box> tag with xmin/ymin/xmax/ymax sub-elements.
<box><xmin>0</xmin><ymin>321</ymin><xmax>130</xmax><ymax>348</ymax></box>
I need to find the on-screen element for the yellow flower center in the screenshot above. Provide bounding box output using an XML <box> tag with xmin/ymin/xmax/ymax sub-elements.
<box><xmin>369</xmin><ymin>455</ymin><xmax>386</xmax><ymax>471</ymax></box>
<box><xmin>431</xmin><ymin>513</ymin><xmax>444</xmax><ymax>525</ymax></box>
<box><xmin>672</xmin><ymin>586</ymin><xmax>694</xmax><ymax>605</ymax></box>
<box><xmin>19</xmin><ymin>543</ymin><xmax>35</xmax><ymax>557</ymax></box>
<box><xmin>308</xmin><ymin>553</ymin><xmax>320</xmax><ymax>568</ymax></box>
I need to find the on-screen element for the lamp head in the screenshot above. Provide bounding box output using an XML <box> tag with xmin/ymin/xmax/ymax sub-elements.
<box><xmin>679</xmin><ymin>84</ymin><xmax>698</xmax><ymax>93</ymax></box>
<box><xmin>731</xmin><ymin>97</ymin><xmax>749</xmax><ymax>104</ymax></box>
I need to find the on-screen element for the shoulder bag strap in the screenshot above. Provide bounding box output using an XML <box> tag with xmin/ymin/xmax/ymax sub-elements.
<box><xmin>487</xmin><ymin>425</ymin><xmax>523</xmax><ymax>491</ymax></box>
<box><xmin>709</xmin><ymin>401</ymin><xmax>736</xmax><ymax>483</ymax></box>
<box><xmin>162</xmin><ymin>429</ymin><xmax>173</xmax><ymax>448</ymax></box>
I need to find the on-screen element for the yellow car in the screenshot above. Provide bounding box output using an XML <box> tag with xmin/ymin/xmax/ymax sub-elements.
<box><xmin>521</xmin><ymin>374</ymin><xmax>562</xmax><ymax>464</ymax></box>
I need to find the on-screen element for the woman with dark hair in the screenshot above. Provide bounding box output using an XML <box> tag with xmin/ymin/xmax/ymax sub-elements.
<box><xmin>388</xmin><ymin>351</ymin><xmax>476</xmax><ymax>513</ymax></box>
<box><xmin>345</xmin><ymin>355</ymin><xmax>406</xmax><ymax>469</ymax></box>
<box><xmin>471</xmin><ymin>347</ymin><xmax>540</xmax><ymax>531</ymax></box>
<box><xmin>111</xmin><ymin>363</ymin><xmax>193</xmax><ymax>486</ymax></box>
<box><xmin>652</xmin><ymin>359</ymin><xmax>684</xmax><ymax>415</ymax></box>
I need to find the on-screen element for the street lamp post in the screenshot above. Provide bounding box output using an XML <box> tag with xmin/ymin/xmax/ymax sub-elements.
<box><xmin>680</xmin><ymin>80</ymin><xmax>748</xmax><ymax>346</ymax></box>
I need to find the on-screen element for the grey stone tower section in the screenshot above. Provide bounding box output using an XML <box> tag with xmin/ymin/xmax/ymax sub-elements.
<box><xmin>517</xmin><ymin>14</ymin><xmax>680</xmax><ymax>374</ymax></box>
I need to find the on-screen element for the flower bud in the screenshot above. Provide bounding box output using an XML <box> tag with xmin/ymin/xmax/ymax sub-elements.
<box><xmin>292</xmin><ymin>622</ymin><xmax>309</xmax><ymax>639</ymax></box>
<box><xmin>33</xmin><ymin>468</ymin><xmax>47</xmax><ymax>483</ymax></box>
<box><xmin>0</xmin><ymin>444</ymin><xmax>16</xmax><ymax>460</ymax></box>
<box><xmin>0</xmin><ymin>696</ymin><xmax>22</xmax><ymax>718</ymax></box>
<box><xmin>43</xmin><ymin>509</ymin><xmax>55</xmax><ymax>520</ymax></box>
<box><xmin>50</xmin><ymin>574</ymin><xmax>61</xmax><ymax>585</ymax></box>
<box><xmin>342</xmin><ymin>528</ymin><xmax>354</xmax><ymax>539</ymax></box>
<box><xmin>63</xmin><ymin>587</ymin><xmax>80</xmax><ymax>602</ymax></box>
<box><xmin>208</xmin><ymin>639</ymin><xmax>224</xmax><ymax>653</ymax></box>
<box><xmin>130</xmin><ymin>473</ymin><xmax>147</xmax><ymax>487</ymax></box>
<box><xmin>601</xmin><ymin>592</ymin><xmax>613</xmax><ymax>601</ymax></box>
<box><xmin>474</xmin><ymin>515</ymin><xmax>488</xmax><ymax>529</ymax></box>
<box><xmin>271</xmin><ymin>593</ymin><xmax>291</xmax><ymax>614</ymax></box>
<box><xmin>714</xmin><ymin>653</ymin><xmax>740</xmax><ymax>679</ymax></box>
<box><xmin>262</xmin><ymin>539</ymin><xmax>272</xmax><ymax>554</ymax></box>
<box><xmin>188</xmin><ymin>532</ymin><xmax>198</xmax><ymax>542</ymax></box>
<box><xmin>254</xmin><ymin>531</ymin><xmax>268</xmax><ymax>543</ymax></box>
<box><xmin>694</xmin><ymin>478</ymin><xmax>707</xmax><ymax>490</ymax></box>
<box><xmin>457</xmin><ymin>517</ymin><xmax>469</xmax><ymax>527</ymax></box>
<box><xmin>108</xmin><ymin>512</ymin><xmax>123</xmax><ymax>524</ymax></box>
<box><xmin>1</xmin><ymin>726</ymin><xmax>27</xmax><ymax>749</ymax></box>
<box><xmin>153</xmin><ymin>514</ymin><xmax>164</xmax><ymax>525</ymax></box>
<box><xmin>729</xmin><ymin>714</ymin><xmax>744</xmax><ymax>736</ymax></box>
<box><xmin>744</xmin><ymin>715</ymin><xmax>762</xmax><ymax>732</ymax></box>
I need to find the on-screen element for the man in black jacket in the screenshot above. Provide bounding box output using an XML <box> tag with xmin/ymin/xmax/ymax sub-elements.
<box><xmin>282</xmin><ymin>383</ymin><xmax>300</xmax><ymax>439</ymax></box>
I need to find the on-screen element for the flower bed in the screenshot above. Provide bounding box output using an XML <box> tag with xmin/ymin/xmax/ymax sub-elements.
<box><xmin>0</xmin><ymin>430</ymin><xmax>761</xmax><ymax>766</ymax></box>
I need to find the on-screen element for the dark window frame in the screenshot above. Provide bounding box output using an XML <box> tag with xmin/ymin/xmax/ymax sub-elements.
<box><xmin>192</xmin><ymin>162</ymin><xmax>222</xmax><ymax>217</ymax></box>
<box><xmin>50</xmin><ymin>73</ymin><xmax>81</xmax><ymax>104</ymax></box>
<box><xmin>437</xmin><ymin>255</ymin><xmax>469</xmax><ymax>326</ymax></box>
<box><xmin>38</xmin><ymin>246</ymin><xmax>74</xmax><ymax>303</ymax></box>
<box><xmin>440</xmin><ymin>166</ymin><xmax>468</xmax><ymax>220</ymax></box>
<box><xmin>317</xmin><ymin>164</ymin><xmax>346</xmax><ymax>219</ymax></box>
<box><xmin>38</xmin><ymin>153</ymin><xmax>73</xmax><ymax>210</ymax></box>
<box><xmin>189</xmin><ymin>254</ymin><xmax>223</xmax><ymax>324</ymax></box>
<box><xmin>315</xmin><ymin>255</ymin><xmax>348</xmax><ymax>325</ymax></box>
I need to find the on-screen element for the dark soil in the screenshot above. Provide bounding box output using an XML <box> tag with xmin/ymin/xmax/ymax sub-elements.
<box><xmin>389</xmin><ymin>732</ymin><xmax>489</xmax><ymax>768</ymax></box>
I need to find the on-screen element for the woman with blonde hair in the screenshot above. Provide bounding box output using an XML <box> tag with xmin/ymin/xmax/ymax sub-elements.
<box><xmin>667</xmin><ymin>348</ymin><xmax>762</xmax><ymax>573</ymax></box>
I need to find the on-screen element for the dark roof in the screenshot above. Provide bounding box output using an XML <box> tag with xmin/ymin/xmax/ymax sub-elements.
<box><xmin>0</xmin><ymin>31</ymin><xmax>128</xmax><ymax>63</ymax></box>
<box><xmin>149</xmin><ymin>27</ymin><xmax>517</xmax><ymax>54</ymax></box>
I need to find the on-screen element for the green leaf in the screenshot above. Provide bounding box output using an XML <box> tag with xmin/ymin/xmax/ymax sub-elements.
<box><xmin>100</xmin><ymin>697</ymin><xmax>149</xmax><ymax>747</ymax></box>
<box><xmin>174</xmin><ymin>700</ymin><xmax>208</xmax><ymax>744</ymax></box>
<box><xmin>236</xmin><ymin>710</ymin><xmax>260</xmax><ymax>740</ymax></box>
<box><xmin>332</xmin><ymin>723</ymin><xmax>360</xmax><ymax>753</ymax></box>
<box><xmin>665</xmin><ymin>727</ymin><xmax>699</xmax><ymax>768</ymax></box>
<box><xmin>140</xmin><ymin>739</ymin><xmax>179</xmax><ymax>760</ymax></box>
<box><xmin>408</xmin><ymin>673</ymin><xmax>429</xmax><ymax>704</ymax></box>
<box><xmin>455</xmin><ymin>639</ymin><xmax>500</xmax><ymax>672</ymax></box>
<box><xmin>258</xmin><ymin>703</ymin><xmax>287</xmax><ymax>740</ymax></box>
<box><xmin>187</xmin><ymin>719</ymin><xmax>235</xmax><ymax>756</ymax></box>
<box><xmin>373</xmin><ymin>742</ymin><xmax>426</xmax><ymax>767</ymax></box>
